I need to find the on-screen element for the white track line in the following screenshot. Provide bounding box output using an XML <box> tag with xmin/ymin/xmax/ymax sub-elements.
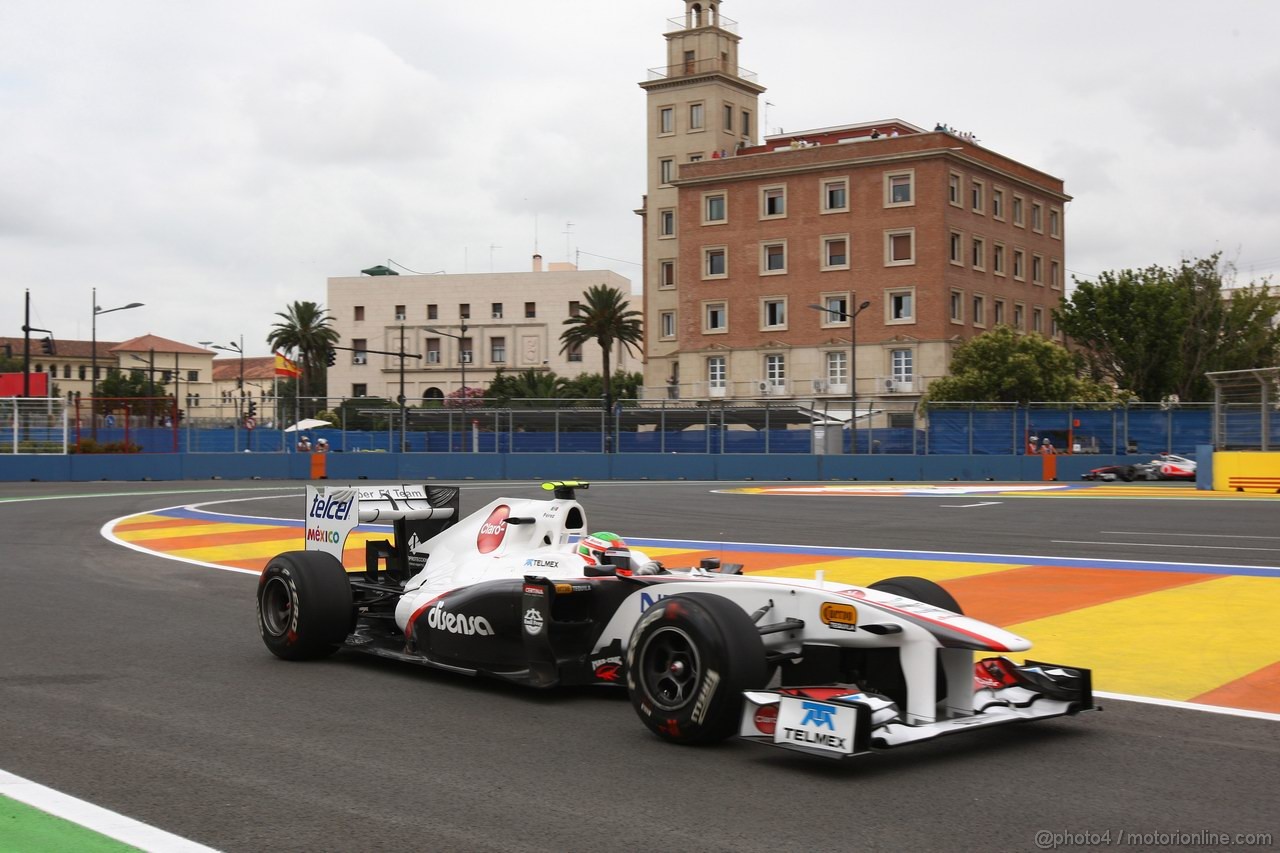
<box><xmin>0</xmin><ymin>769</ymin><xmax>220</xmax><ymax>852</ymax></box>
<box><xmin>1094</xmin><ymin>692</ymin><xmax>1280</xmax><ymax>722</ymax></box>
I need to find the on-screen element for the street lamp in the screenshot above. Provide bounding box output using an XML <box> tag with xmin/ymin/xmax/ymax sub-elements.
<box><xmin>91</xmin><ymin>287</ymin><xmax>144</xmax><ymax>435</ymax></box>
<box><xmin>809</xmin><ymin>299</ymin><xmax>871</xmax><ymax>453</ymax></box>
<box><xmin>213</xmin><ymin>337</ymin><xmax>245</xmax><ymax>447</ymax></box>
<box><xmin>424</xmin><ymin>321</ymin><xmax>470</xmax><ymax>449</ymax></box>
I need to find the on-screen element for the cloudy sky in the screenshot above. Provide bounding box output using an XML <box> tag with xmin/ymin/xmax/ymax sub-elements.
<box><xmin>5</xmin><ymin>0</ymin><xmax>1278</xmax><ymax>356</ymax></box>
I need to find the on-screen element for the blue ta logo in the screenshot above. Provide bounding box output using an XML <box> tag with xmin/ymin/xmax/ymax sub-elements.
<box><xmin>799</xmin><ymin>701</ymin><xmax>837</xmax><ymax>729</ymax></box>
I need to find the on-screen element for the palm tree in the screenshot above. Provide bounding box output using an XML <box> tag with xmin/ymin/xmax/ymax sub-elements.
<box><xmin>560</xmin><ymin>285</ymin><xmax>643</xmax><ymax>450</ymax></box>
<box><xmin>266</xmin><ymin>301</ymin><xmax>340</xmax><ymax>400</ymax></box>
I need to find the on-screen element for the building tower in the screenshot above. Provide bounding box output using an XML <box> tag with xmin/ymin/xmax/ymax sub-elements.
<box><xmin>639</xmin><ymin>1</ymin><xmax>765</xmax><ymax>395</ymax></box>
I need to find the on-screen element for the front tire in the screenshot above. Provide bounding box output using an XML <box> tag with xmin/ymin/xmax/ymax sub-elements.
<box><xmin>626</xmin><ymin>594</ymin><xmax>767</xmax><ymax>745</ymax></box>
<box><xmin>869</xmin><ymin>575</ymin><xmax>963</xmax><ymax>614</ymax></box>
<box><xmin>257</xmin><ymin>550</ymin><xmax>354</xmax><ymax>661</ymax></box>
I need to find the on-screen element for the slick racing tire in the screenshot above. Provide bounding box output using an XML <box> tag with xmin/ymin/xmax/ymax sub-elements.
<box><xmin>626</xmin><ymin>593</ymin><xmax>767</xmax><ymax>745</ymax></box>
<box><xmin>257</xmin><ymin>550</ymin><xmax>354</xmax><ymax>661</ymax></box>
<box><xmin>869</xmin><ymin>576</ymin><xmax>963</xmax><ymax>615</ymax></box>
<box><xmin>1119</xmin><ymin>465</ymin><xmax>1136</xmax><ymax>482</ymax></box>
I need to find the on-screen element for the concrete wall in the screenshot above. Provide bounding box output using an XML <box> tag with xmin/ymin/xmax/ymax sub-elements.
<box><xmin>0</xmin><ymin>451</ymin><xmax>1123</xmax><ymax>483</ymax></box>
<box><xmin>1210</xmin><ymin>451</ymin><xmax>1280</xmax><ymax>493</ymax></box>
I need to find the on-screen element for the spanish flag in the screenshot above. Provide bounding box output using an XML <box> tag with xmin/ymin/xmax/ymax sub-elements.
<box><xmin>274</xmin><ymin>352</ymin><xmax>301</xmax><ymax>378</ymax></box>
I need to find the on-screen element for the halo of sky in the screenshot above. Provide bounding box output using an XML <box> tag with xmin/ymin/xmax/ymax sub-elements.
<box><xmin>4</xmin><ymin>0</ymin><xmax>1277</xmax><ymax>355</ymax></box>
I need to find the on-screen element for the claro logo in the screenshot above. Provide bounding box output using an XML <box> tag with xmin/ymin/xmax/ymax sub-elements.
<box><xmin>476</xmin><ymin>505</ymin><xmax>510</xmax><ymax>553</ymax></box>
<box><xmin>424</xmin><ymin>601</ymin><xmax>494</xmax><ymax>636</ymax></box>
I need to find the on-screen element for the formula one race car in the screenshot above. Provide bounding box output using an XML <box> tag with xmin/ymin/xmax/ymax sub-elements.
<box><xmin>1082</xmin><ymin>453</ymin><xmax>1197</xmax><ymax>482</ymax></box>
<box><xmin>256</xmin><ymin>482</ymin><xmax>1094</xmax><ymax>759</ymax></box>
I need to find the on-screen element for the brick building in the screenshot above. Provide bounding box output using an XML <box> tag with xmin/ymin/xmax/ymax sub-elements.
<box><xmin>639</xmin><ymin>1</ymin><xmax>1068</xmax><ymax>403</ymax></box>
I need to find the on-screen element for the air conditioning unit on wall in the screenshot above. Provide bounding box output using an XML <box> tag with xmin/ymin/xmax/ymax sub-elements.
<box><xmin>812</xmin><ymin>379</ymin><xmax>828</xmax><ymax>393</ymax></box>
<box><xmin>756</xmin><ymin>380</ymin><xmax>770</xmax><ymax>394</ymax></box>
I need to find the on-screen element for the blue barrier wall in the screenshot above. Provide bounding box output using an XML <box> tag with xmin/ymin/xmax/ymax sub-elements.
<box><xmin>1</xmin><ymin>451</ymin><xmax>1121</xmax><ymax>483</ymax></box>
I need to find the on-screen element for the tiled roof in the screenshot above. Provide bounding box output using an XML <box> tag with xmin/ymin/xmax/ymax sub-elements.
<box><xmin>212</xmin><ymin>356</ymin><xmax>278</xmax><ymax>382</ymax></box>
<box><xmin>0</xmin><ymin>336</ymin><xmax>120</xmax><ymax>360</ymax></box>
<box><xmin>111</xmin><ymin>334</ymin><xmax>214</xmax><ymax>355</ymax></box>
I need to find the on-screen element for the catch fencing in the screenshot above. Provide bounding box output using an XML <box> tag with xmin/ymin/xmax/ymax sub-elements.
<box><xmin>0</xmin><ymin>398</ymin><xmax>68</xmax><ymax>454</ymax></box>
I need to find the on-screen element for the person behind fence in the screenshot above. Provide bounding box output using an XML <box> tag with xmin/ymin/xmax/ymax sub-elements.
<box><xmin>315</xmin><ymin>437</ymin><xmax>329</xmax><ymax>453</ymax></box>
<box><xmin>1040</xmin><ymin>436</ymin><xmax>1057</xmax><ymax>455</ymax></box>
<box><xmin>297</xmin><ymin>434</ymin><xmax>311</xmax><ymax>453</ymax></box>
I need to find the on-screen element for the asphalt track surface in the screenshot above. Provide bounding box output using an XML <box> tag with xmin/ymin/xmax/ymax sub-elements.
<box><xmin>2</xmin><ymin>481</ymin><xmax>1277</xmax><ymax>852</ymax></box>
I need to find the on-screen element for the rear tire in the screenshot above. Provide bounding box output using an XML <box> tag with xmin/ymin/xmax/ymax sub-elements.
<box><xmin>626</xmin><ymin>594</ymin><xmax>768</xmax><ymax>745</ymax></box>
<box><xmin>869</xmin><ymin>576</ymin><xmax>963</xmax><ymax>614</ymax></box>
<box><xmin>257</xmin><ymin>550</ymin><xmax>353</xmax><ymax>661</ymax></box>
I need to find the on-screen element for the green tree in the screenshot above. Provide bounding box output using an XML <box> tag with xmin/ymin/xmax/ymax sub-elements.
<box><xmin>96</xmin><ymin>368</ymin><xmax>172</xmax><ymax>419</ymax></box>
<box><xmin>486</xmin><ymin>368</ymin><xmax>567</xmax><ymax>405</ymax></box>
<box><xmin>924</xmin><ymin>326</ymin><xmax>1114</xmax><ymax>405</ymax></box>
<box><xmin>1055</xmin><ymin>254</ymin><xmax>1279</xmax><ymax>400</ymax></box>
<box><xmin>560</xmin><ymin>370</ymin><xmax>644</xmax><ymax>402</ymax></box>
<box><xmin>559</xmin><ymin>285</ymin><xmax>643</xmax><ymax>433</ymax></box>
<box><xmin>266</xmin><ymin>301</ymin><xmax>340</xmax><ymax>400</ymax></box>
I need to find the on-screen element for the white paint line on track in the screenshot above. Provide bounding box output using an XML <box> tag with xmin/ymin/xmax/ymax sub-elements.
<box><xmin>0</xmin><ymin>769</ymin><xmax>220</xmax><ymax>852</ymax></box>
<box><xmin>1103</xmin><ymin>530</ymin><xmax>1280</xmax><ymax>541</ymax></box>
<box><xmin>1053</xmin><ymin>539</ymin><xmax>1280</xmax><ymax>553</ymax></box>
<box><xmin>1093</xmin><ymin>692</ymin><xmax>1280</xmax><ymax>723</ymax></box>
<box><xmin>940</xmin><ymin>501</ymin><xmax>1002</xmax><ymax>508</ymax></box>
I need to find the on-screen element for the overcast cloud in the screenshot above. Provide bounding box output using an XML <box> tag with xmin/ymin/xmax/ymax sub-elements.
<box><xmin>4</xmin><ymin>0</ymin><xmax>1278</xmax><ymax>355</ymax></box>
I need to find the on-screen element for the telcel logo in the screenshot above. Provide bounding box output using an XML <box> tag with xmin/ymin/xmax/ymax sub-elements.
<box><xmin>309</xmin><ymin>493</ymin><xmax>353</xmax><ymax>521</ymax></box>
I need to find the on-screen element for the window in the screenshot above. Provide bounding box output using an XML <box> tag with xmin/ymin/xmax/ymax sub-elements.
<box><xmin>688</xmin><ymin>153</ymin><xmax>703</xmax><ymax>162</ymax></box>
<box><xmin>78</xmin><ymin>365</ymin><xmax>87</xmax><ymax>380</ymax></box>
<box><xmin>820</xmin><ymin>294</ymin><xmax>849</xmax><ymax>325</ymax></box>
<box><xmin>994</xmin><ymin>299</ymin><xmax>1006</xmax><ymax>326</ymax></box>
<box><xmin>891</xmin><ymin>349</ymin><xmax>914</xmax><ymax>384</ymax></box>
<box><xmin>352</xmin><ymin>338</ymin><xmax>368</xmax><ymax>364</ymax></box>
<box><xmin>950</xmin><ymin>230</ymin><xmax>963</xmax><ymax>265</ymax></box>
<box><xmin>950</xmin><ymin>289</ymin><xmax>964</xmax><ymax>323</ymax></box>
<box><xmin>1050</xmin><ymin>260</ymin><xmax>1062</xmax><ymax>290</ymax></box>
<box><xmin>973</xmin><ymin>294</ymin><xmax>987</xmax><ymax>327</ymax></box>
<box><xmin>823</xmin><ymin>179</ymin><xmax>848</xmax><ymax>212</ymax></box>
<box><xmin>723</xmin><ymin>104</ymin><xmax>733</xmax><ymax>130</ymax></box>
<box><xmin>761</xmin><ymin>241</ymin><xmax>787</xmax><ymax>273</ymax></box>
<box><xmin>683</xmin><ymin>50</ymin><xmax>695</xmax><ymax>73</ymax></box>
<box><xmin>426</xmin><ymin>338</ymin><xmax>441</xmax><ymax>363</ymax></box>
<box><xmin>1012</xmin><ymin>194</ymin><xmax>1025</xmax><ymax>227</ymax></box>
<box><xmin>491</xmin><ymin>302</ymin><xmax>503</xmax><ymax>319</ymax></box>
<box><xmin>761</xmin><ymin>186</ymin><xmax>786</xmax><ymax>218</ymax></box>
<box><xmin>992</xmin><ymin>188</ymin><xmax>1004</xmax><ymax>220</ymax></box>
<box><xmin>659</xmin><ymin>208</ymin><xmax>675</xmax><ymax>237</ymax></box>
<box><xmin>1032</xmin><ymin>307</ymin><xmax>1043</xmax><ymax>334</ymax></box>
<box><xmin>949</xmin><ymin>172</ymin><xmax>962</xmax><ymax>206</ymax></box>
<box><xmin>490</xmin><ymin>337</ymin><xmax>506</xmax><ymax>363</ymax></box>
<box><xmin>741</xmin><ymin>110</ymin><xmax>751</xmax><ymax>137</ymax></box>
<box><xmin>394</xmin><ymin>304</ymin><xmax>406</xmax><ymax>321</ymax></box>
<box><xmin>993</xmin><ymin>243</ymin><xmax>1006</xmax><ymax>276</ymax></box>
<box><xmin>659</xmin><ymin>106</ymin><xmax>674</xmax><ymax>135</ymax></box>
<box><xmin>460</xmin><ymin>337</ymin><xmax>473</xmax><ymax>363</ymax></box>
<box><xmin>764</xmin><ymin>354</ymin><xmax>786</xmax><ymax>387</ymax></box>
<box><xmin>708</xmin><ymin>356</ymin><xmax>726</xmax><ymax>389</ymax></box>
<box><xmin>970</xmin><ymin>179</ymin><xmax>985</xmax><ymax>214</ymax></box>
<box><xmin>1052</xmin><ymin>316</ymin><xmax>1062</xmax><ymax>340</ymax></box>
<box><xmin>1031</xmin><ymin>202</ymin><xmax>1044</xmax><ymax>233</ymax></box>
<box><xmin>427</xmin><ymin>303</ymin><xmax>438</xmax><ymax>320</ymax></box>
<box><xmin>352</xmin><ymin>384</ymin><xmax>367</xmax><ymax>397</ymax></box>
<box><xmin>64</xmin><ymin>364</ymin><xmax>73</xmax><ymax>379</ymax></box>
<box><xmin>704</xmin><ymin>301</ymin><xmax>727</xmax><ymax>332</ymax></box>
<box><xmin>660</xmin><ymin>311</ymin><xmax>676</xmax><ymax>339</ymax></box>
<box><xmin>660</xmin><ymin>158</ymin><xmax>674</xmax><ymax>184</ymax></box>
<box><xmin>568</xmin><ymin>300</ymin><xmax>581</xmax><ymax>317</ymax></box>
<box><xmin>1013</xmin><ymin>249</ymin><xmax>1026</xmax><ymax>281</ymax></box>
<box><xmin>826</xmin><ymin>351</ymin><xmax>847</xmax><ymax>387</ymax></box>
<box><xmin>885</xmin><ymin>171</ymin><xmax>914</xmax><ymax>206</ymax></box>
<box><xmin>972</xmin><ymin>236</ymin><xmax>985</xmax><ymax>271</ymax></box>
<box><xmin>1050</xmin><ymin>208</ymin><xmax>1061</xmax><ymax>238</ymax></box>
<box><xmin>885</xmin><ymin>229</ymin><xmax>915</xmax><ymax>265</ymax></box>
<box><xmin>1032</xmin><ymin>254</ymin><xmax>1044</xmax><ymax>285</ymax></box>
<box><xmin>822</xmin><ymin>235</ymin><xmax>849</xmax><ymax>269</ymax></box>
<box><xmin>887</xmin><ymin>289</ymin><xmax>915</xmax><ymax>323</ymax></box>
<box><xmin>762</xmin><ymin>298</ymin><xmax>787</xmax><ymax>329</ymax></box>
<box><xmin>525</xmin><ymin>301</ymin><xmax>536</xmax><ymax>318</ymax></box>
<box><xmin>689</xmin><ymin>103</ymin><xmax>704</xmax><ymax>130</ymax></box>
<box><xmin>354</xmin><ymin>306</ymin><xmax>364</xmax><ymax>321</ymax></box>
<box><xmin>567</xmin><ymin>342</ymin><xmax>583</xmax><ymax>362</ymax></box>
<box><xmin>703</xmin><ymin>192</ymin><xmax>726</xmax><ymax>223</ymax></box>
<box><xmin>187</xmin><ymin>369</ymin><xmax>198</xmax><ymax>382</ymax></box>
<box><xmin>1013</xmin><ymin>302</ymin><xmax>1026</xmax><ymax>331</ymax></box>
<box><xmin>660</xmin><ymin>260</ymin><xmax>675</xmax><ymax>289</ymax></box>
<box><xmin>703</xmin><ymin>246</ymin><xmax>727</xmax><ymax>278</ymax></box>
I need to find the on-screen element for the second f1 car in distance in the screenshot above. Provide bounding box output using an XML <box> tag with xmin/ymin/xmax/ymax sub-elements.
<box><xmin>257</xmin><ymin>481</ymin><xmax>1094</xmax><ymax>759</ymax></box>
<box><xmin>1082</xmin><ymin>453</ymin><xmax>1197</xmax><ymax>482</ymax></box>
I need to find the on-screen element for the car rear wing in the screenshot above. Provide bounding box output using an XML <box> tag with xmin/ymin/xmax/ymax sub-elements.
<box><xmin>304</xmin><ymin>485</ymin><xmax>459</xmax><ymax>580</ymax></box>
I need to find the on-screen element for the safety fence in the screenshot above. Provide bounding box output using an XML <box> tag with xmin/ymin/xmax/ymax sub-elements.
<box><xmin>6</xmin><ymin>395</ymin><xmax>1241</xmax><ymax>457</ymax></box>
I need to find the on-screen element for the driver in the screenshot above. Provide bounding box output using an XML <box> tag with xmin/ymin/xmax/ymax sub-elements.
<box><xmin>576</xmin><ymin>532</ymin><xmax>662</xmax><ymax>575</ymax></box>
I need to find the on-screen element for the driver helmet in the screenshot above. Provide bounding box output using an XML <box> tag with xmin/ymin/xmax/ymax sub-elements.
<box><xmin>577</xmin><ymin>532</ymin><xmax>627</xmax><ymax>566</ymax></box>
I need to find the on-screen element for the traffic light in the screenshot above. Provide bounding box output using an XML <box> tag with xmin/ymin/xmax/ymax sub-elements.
<box><xmin>247</xmin><ymin>400</ymin><xmax>258</xmax><ymax>418</ymax></box>
<box><xmin>325</xmin><ymin>348</ymin><xmax>337</xmax><ymax>367</ymax></box>
<box><xmin>40</xmin><ymin>336</ymin><xmax>55</xmax><ymax>355</ymax></box>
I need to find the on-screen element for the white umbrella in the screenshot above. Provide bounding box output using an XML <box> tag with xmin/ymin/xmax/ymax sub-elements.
<box><xmin>284</xmin><ymin>418</ymin><xmax>333</xmax><ymax>432</ymax></box>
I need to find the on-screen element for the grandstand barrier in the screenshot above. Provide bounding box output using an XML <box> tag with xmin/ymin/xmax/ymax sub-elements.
<box><xmin>1211</xmin><ymin>450</ymin><xmax>1280</xmax><ymax>493</ymax></box>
